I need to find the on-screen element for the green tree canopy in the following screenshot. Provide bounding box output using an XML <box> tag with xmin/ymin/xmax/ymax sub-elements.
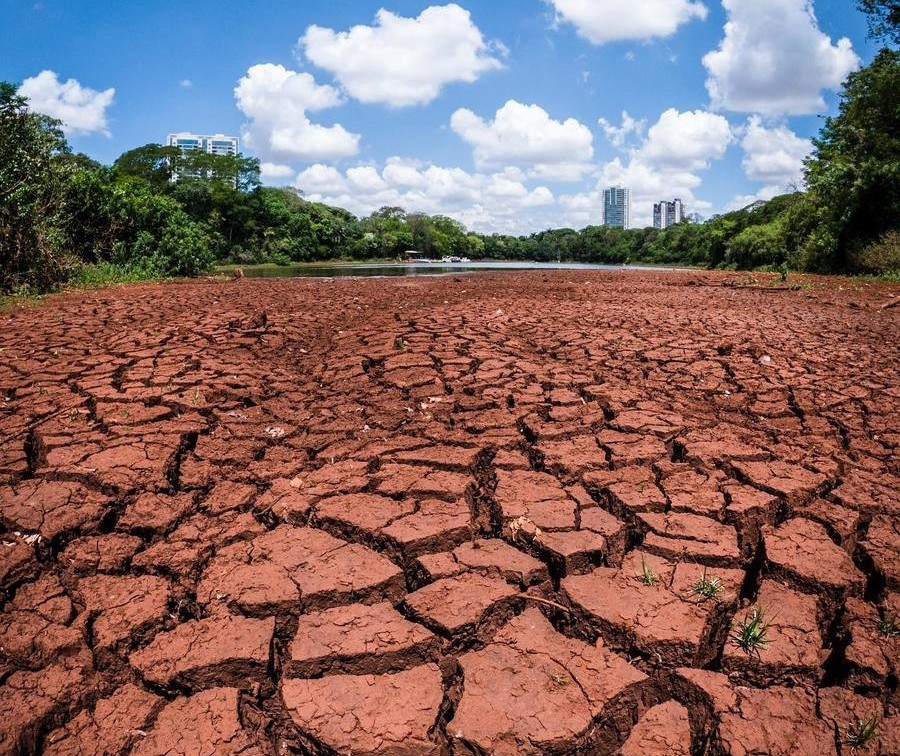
<box><xmin>0</xmin><ymin>81</ymin><xmax>72</xmax><ymax>291</ymax></box>
<box><xmin>804</xmin><ymin>48</ymin><xmax>900</xmax><ymax>269</ymax></box>
<box><xmin>113</xmin><ymin>144</ymin><xmax>180</xmax><ymax>188</ymax></box>
<box><xmin>857</xmin><ymin>0</ymin><xmax>900</xmax><ymax>44</ymax></box>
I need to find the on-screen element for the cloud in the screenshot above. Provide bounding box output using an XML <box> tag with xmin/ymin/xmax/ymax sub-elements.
<box><xmin>740</xmin><ymin>116</ymin><xmax>811</xmax><ymax>187</ymax></box>
<box><xmin>234</xmin><ymin>63</ymin><xmax>360</xmax><ymax>163</ymax></box>
<box><xmin>451</xmin><ymin>100</ymin><xmax>593</xmax><ymax>179</ymax></box>
<box><xmin>559</xmin><ymin>108</ymin><xmax>731</xmax><ymax>228</ymax></box>
<box><xmin>294</xmin><ymin>158</ymin><xmax>555</xmax><ymax>234</ymax></box>
<box><xmin>638</xmin><ymin>108</ymin><xmax>733</xmax><ymax>170</ymax></box>
<box><xmin>18</xmin><ymin>70</ymin><xmax>115</xmax><ymax>136</ymax></box>
<box><xmin>292</xmin><ymin>99</ymin><xmax>739</xmax><ymax>233</ymax></box>
<box><xmin>723</xmin><ymin>183</ymin><xmax>784</xmax><ymax>212</ymax></box>
<box><xmin>703</xmin><ymin>0</ymin><xmax>859</xmax><ymax>115</ymax></box>
<box><xmin>179</xmin><ymin>79</ymin><xmax>193</xmax><ymax>88</ymax></box>
<box><xmin>300</xmin><ymin>4</ymin><xmax>504</xmax><ymax>107</ymax></box>
<box><xmin>260</xmin><ymin>162</ymin><xmax>295</xmax><ymax>182</ymax></box>
<box><xmin>598</xmin><ymin>111</ymin><xmax>646</xmax><ymax>148</ymax></box>
<box><xmin>547</xmin><ymin>0</ymin><xmax>708</xmax><ymax>44</ymax></box>
<box><xmin>293</xmin><ymin>106</ymin><xmax>733</xmax><ymax>233</ymax></box>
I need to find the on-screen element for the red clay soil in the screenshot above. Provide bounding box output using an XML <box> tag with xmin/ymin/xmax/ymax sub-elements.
<box><xmin>0</xmin><ymin>270</ymin><xmax>898</xmax><ymax>755</ymax></box>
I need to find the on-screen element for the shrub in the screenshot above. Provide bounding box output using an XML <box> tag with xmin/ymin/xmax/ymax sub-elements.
<box><xmin>850</xmin><ymin>230</ymin><xmax>900</xmax><ymax>275</ymax></box>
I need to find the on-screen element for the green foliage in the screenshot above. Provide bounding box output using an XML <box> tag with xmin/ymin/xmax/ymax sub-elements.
<box><xmin>879</xmin><ymin>613</ymin><xmax>899</xmax><ymax>636</ymax></box>
<box><xmin>638</xmin><ymin>556</ymin><xmax>658</xmax><ymax>586</ymax></box>
<box><xmin>113</xmin><ymin>144</ymin><xmax>180</xmax><ymax>188</ymax></box>
<box><xmin>726</xmin><ymin>221</ymin><xmax>787</xmax><ymax>269</ymax></box>
<box><xmin>804</xmin><ymin>48</ymin><xmax>900</xmax><ymax>271</ymax></box>
<box><xmin>69</xmin><ymin>262</ymin><xmax>159</xmax><ymax>288</ymax></box>
<box><xmin>174</xmin><ymin>151</ymin><xmax>260</xmax><ymax>192</ymax></box>
<box><xmin>845</xmin><ymin>711</ymin><xmax>880</xmax><ymax>751</ymax></box>
<box><xmin>0</xmin><ymin>81</ymin><xmax>74</xmax><ymax>292</ymax></box>
<box><xmin>850</xmin><ymin>230</ymin><xmax>900</xmax><ymax>275</ymax></box>
<box><xmin>732</xmin><ymin>607</ymin><xmax>776</xmax><ymax>657</ymax></box>
<box><xmin>857</xmin><ymin>0</ymin><xmax>899</xmax><ymax>44</ymax></box>
<box><xmin>691</xmin><ymin>568</ymin><xmax>723</xmax><ymax>602</ymax></box>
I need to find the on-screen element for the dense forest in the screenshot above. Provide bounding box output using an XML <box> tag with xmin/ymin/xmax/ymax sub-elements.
<box><xmin>1</xmin><ymin>5</ymin><xmax>897</xmax><ymax>293</ymax></box>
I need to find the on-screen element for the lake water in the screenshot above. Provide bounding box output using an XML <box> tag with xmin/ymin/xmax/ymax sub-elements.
<box><xmin>234</xmin><ymin>261</ymin><xmax>679</xmax><ymax>278</ymax></box>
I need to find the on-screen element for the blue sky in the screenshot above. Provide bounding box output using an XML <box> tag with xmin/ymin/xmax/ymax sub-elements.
<box><xmin>2</xmin><ymin>0</ymin><xmax>880</xmax><ymax>232</ymax></box>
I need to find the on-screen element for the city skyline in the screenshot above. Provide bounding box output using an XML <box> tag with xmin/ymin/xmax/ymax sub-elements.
<box><xmin>5</xmin><ymin>1</ymin><xmax>878</xmax><ymax>233</ymax></box>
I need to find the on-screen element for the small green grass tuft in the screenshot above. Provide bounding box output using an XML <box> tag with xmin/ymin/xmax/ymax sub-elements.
<box><xmin>878</xmin><ymin>613</ymin><xmax>899</xmax><ymax>637</ymax></box>
<box><xmin>691</xmin><ymin>567</ymin><xmax>723</xmax><ymax>602</ymax></box>
<box><xmin>845</xmin><ymin>712</ymin><xmax>880</xmax><ymax>752</ymax></box>
<box><xmin>731</xmin><ymin>607</ymin><xmax>775</xmax><ymax>657</ymax></box>
<box><xmin>638</xmin><ymin>556</ymin><xmax>658</xmax><ymax>586</ymax></box>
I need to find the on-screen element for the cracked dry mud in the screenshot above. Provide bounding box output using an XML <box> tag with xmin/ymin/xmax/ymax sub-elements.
<box><xmin>0</xmin><ymin>270</ymin><xmax>898</xmax><ymax>755</ymax></box>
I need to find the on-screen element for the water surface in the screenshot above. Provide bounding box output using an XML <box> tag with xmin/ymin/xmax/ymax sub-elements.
<box><xmin>236</xmin><ymin>261</ymin><xmax>680</xmax><ymax>278</ymax></box>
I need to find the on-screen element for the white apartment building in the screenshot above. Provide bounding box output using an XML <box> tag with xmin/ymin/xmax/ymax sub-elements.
<box><xmin>653</xmin><ymin>198</ymin><xmax>684</xmax><ymax>229</ymax></box>
<box><xmin>167</xmin><ymin>132</ymin><xmax>239</xmax><ymax>156</ymax></box>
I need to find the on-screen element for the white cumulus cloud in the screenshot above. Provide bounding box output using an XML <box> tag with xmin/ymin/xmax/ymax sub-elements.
<box><xmin>598</xmin><ymin>111</ymin><xmax>646</xmax><ymax>148</ymax></box>
<box><xmin>235</xmin><ymin>63</ymin><xmax>360</xmax><ymax>163</ymax></box>
<box><xmin>18</xmin><ymin>70</ymin><xmax>115</xmax><ymax>136</ymax></box>
<box><xmin>703</xmin><ymin>0</ymin><xmax>859</xmax><ymax>115</ymax></box>
<box><xmin>294</xmin><ymin>158</ymin><xmax>555</xmax><ymax>234</ymax></box>
<box><xmin>300</xmin><ymin>4</ymin><xmax>504</xmax><ymax>107</ymax></box>
<box><xmin>740</xmin><ymin>116</ymin><xmax>811</xmax><ymax>187</ymax></box>
<box><xmin>451</xmin><ymin>100</ymin><xmax>594</xmax><ymax>179</ymax></box>
<box><xmin>638</xmin><ymin>108</ymin><xmax>733</xmax><ymax>170</ymax></box>
<box><xmin>560</xmin><ymin>108</ymin><xmax>731</xmax><ymax>228</ymax></box>
<box><xmin>547</xmin><ymin>0</ymin><xmax>708</xmax><ymax>44</ymax></box>
<box><xmin>260</xmin><ymin>162</ymin><xmax>295</xmax><ymax>182</ymax></box>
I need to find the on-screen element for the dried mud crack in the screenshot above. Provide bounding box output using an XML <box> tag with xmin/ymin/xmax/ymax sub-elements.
<box><xmin>0</xmin><ymin>270</ymin><xmax>898</xmax><ymax>755</ymax></box>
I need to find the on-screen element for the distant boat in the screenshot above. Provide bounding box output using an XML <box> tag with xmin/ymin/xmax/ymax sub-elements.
<box><xmin>441</xmin><ymin>256</ymin><xmax>469</xmax><ymax>263</ymax></box>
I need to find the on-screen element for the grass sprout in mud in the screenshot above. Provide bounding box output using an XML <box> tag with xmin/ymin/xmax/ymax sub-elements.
<box><xmin>732</xmin><ymin>607</ymin><xmax>776</xmax><ymax>657</ymax></box>
<box><xmin>845</xmin><ymin>712</ymin><xmax>880</xmax><ymax>752</ymax></box>
<box><xmin>690</xmin><ymin>567</ymin><xmax>723</xmax><ymax>602</ymax></box>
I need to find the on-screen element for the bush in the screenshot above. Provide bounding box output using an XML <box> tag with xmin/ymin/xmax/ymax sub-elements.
<box><xmin>850</xmin><ymin>230</ymin><xmax>900</xmax><ymax>274</ymax></box>
<box><xmin>152</xmin><ymin>217</ymin><xmax>215</xmax><ymax>277</ymax></box>
<box><xmin>725</xmin><ymin>222</ymin><xmax>787</xmax><ymax>270</ymax></box>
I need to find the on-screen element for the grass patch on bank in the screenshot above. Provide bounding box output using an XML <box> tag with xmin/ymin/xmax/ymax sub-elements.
<box><xmin>68</xmin><ymin>263</ymin><xmax>162</xmax><ymax>289</ymax></box>
<box><xmin>0</xmin><ymin>263</ymin><xmax>163</xmax><ymax>312</ymax></box>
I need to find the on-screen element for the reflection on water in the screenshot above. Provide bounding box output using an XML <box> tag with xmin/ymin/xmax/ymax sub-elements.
<box><xmin>234</xmin><ymin>261</ymin><xmax>674</xmax><ymax>278</ymax></box>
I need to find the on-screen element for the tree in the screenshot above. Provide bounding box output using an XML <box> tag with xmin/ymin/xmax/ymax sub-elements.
<box><xmin>804</xmin><ymin>48</ymin><xmax>900</xmax><ymax>270</ymax></box>
<box><xmin>174</xmin><ymin>151</ymin><xmax>261</xmax><ymax>192</ymax></box>
<box><xmin>110</xmin><ymin>179</ymin><xmax>213</xmax><ymax>276</ymax></box>
<box><xmin>113</xmin><ymin>144</ymin><xmax>180</xmax><ymax>188</ymax></box>
<box><xmin>857</xmin><ymin>0</ymin><xmax>899</xmax><ymax>45</ymax></box>
<box><xmin>726</xmin><ymin>222</ymin><xmax>787</xmax><ymax>269</ymax></box>
<box><xmin>0</xmin><ymin>81</ymin><xmax>72</xmax><ymax>292</ymax></box>
<box><xmin>53</xmin><ymin>156</ymin><xmax>120</xmax><ymax>263</ymax></box>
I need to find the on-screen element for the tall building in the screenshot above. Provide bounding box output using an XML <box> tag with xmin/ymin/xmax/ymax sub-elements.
<box><xmin>603</xmin><ymin>186</ymin><xmax>631</xmax><ymax>229</ymax></box>
<box><xmin>166</xmin><ymin>132</ymin><xmax>239</xmax><ymax>182</ymax></box>
<box><xmin>167</xmin><ymin>132</ymin><xmax>239</xmax><ymax>157</ymax></box>
<box><xmin>653</xmin><ymin>198</ymin><xmax>684</xmax><ymax>229</ymax></box>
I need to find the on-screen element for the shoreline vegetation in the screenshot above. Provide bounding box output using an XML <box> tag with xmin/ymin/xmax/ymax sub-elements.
<box><xmin>1</xmin><ymin>25</ymin><xmax>897</xmax><ymax>297</ymax></box>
